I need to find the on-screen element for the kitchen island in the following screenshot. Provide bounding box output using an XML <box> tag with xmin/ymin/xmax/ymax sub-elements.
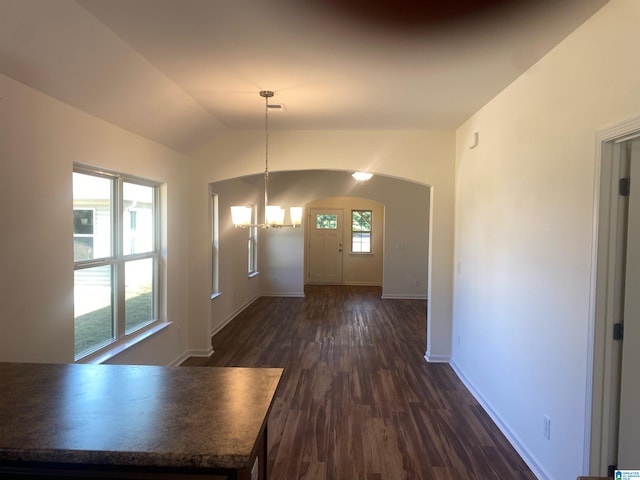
<box><xmin>0</xmin><ymin>362</ymin><xmax>282</xmax><ymax>479</ymax></box>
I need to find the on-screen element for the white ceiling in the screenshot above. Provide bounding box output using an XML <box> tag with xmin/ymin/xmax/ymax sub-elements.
<box><xmin>1</xmin><ymin>0</ymin><xmax>608</xmax><ymax>153</ymax></box>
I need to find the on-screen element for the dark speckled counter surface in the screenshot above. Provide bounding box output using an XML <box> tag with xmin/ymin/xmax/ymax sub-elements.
<box><xmin>0</xmin><ymin>362</ymin><xmax>282</xmax><ymax>473</ymax></box>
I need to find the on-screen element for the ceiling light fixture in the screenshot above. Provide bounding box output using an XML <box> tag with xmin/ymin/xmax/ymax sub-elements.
<box><xmin>352</xmin><ymin>171</ymin><xmax>373</xmax><ymax>183</ymax></box>
<box><xmin>231</xmin><ymin>91</ymin><xmax>302</xmax><ymax>228</ymax></box>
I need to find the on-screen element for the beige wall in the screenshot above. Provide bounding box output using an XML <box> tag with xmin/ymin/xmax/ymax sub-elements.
<box><xmin>2</xmin><ymin>1</ymin><xmax>638</xmax><ymax>477</ymax></box>
<box><xmin>189</xmin><ymin>130</ymin><xmax>454</xmax><ymax>359</ymax></box>
<box><xmin>0</xmin><ymin>73</ymin><xmax>190</xmax><ymax>365</ymax></box>
<box><xmin>207</xmin><ymin>179</ymin><xmax>264</xmax><ymax>341</ymax></box>
<box><xmin>453</xmin><ymin>0</ymin><xmax>640</xmax><ymax>478</ymax></box>
<box><xmin>262</xmin><ymin>170</ymin><xmax>430</xmax><ymax>298</ymax></box>
<box><xmin>203</xmin><ymin>169</ymin><xmax>432</xmax><ymax>349</ymax></box>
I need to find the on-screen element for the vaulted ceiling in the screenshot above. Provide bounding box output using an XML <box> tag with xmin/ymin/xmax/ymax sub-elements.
<box><xmin>1</xmin><ymin>0</ymin><xmax>608</xmax><ymax>153</ymax></box>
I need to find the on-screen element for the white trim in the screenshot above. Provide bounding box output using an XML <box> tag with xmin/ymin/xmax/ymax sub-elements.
<box><xmin>168</xmin><ymin>350</ymin><xmax>211</xmax><ymax>366</ymax></box>
<box><xmin>208</xmin><ymin>293</ymin><xmax>306</xmax><ymax>341</ymax></box>
<box><xmin>596</xmin><ymin>116</ymin><xmax>640</xmax><ymax>143</ymax></box>
<box><xmin>209</xmin><ymin>295</ymin><xmax>261</xmax><ymax>337</ymax></box>
<box><xmin>423</xmin><ymin>352</ymin><xmax>450</xmax><ymax>363</ymax></box>
<box><xmin>80</xmin><ymin>322</ymin><xmax>172</xmax><ymax>364</ymax></box>
<box><xmin>261</xmin><ymin>292</ymin><xmax>305</xmax><ymax>297</ymax></box>
<box><xmin>450</xmin><ymin>361</ymin><xmax>551</xmax><ymax>480</ymax></box>
<box><xmin>169</xmin><ymin>352</ymin><xmax>190</xmax><ymax>366</ymax></box>
<box><xmin>426</xmin><ymin>186</ymin><xmax>435</xmax><ymax>358</ymax></box>
<box><xmin>382</xmin><ymin>293</ymin><xmax>428</xmax><ymax>300</ymax></box>
<box><xmin>588</xmin><ymin>115</ymin><xmax>640</xmax><ymax>475</ymax></box>
<box><xmin>180</xmin><ymin>347</ymin><xmax>214</xmax><ymax>360</ymax></box>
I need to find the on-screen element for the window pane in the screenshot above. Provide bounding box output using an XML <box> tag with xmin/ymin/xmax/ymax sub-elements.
<box><xmin>74</xmin><ymin>265</ymin><xmax>114</xmax><ymax>357</ymax></box>
<box><xmin>123</xmin><ymin>182</ymin><xmax>154</xmax><ymax>255</ymax></box>
<box><xmin>211</xmin><ymin>193</ymin><xmax>219</xmax><ymax>294</ymax></box>
<box><xmin>352</xmin><ymin>232</ymin><xmax>371</xmax><ymax>253</ymax></box>
<box><xmin>352</xmin><ymin>210</ymin><xmax>372</xmax><ymax>232</ymax></box>
<box><xmin>125</xmin><ymin>258</ymin><xmax>155</xmax><ymax>334</ymax></box>
<box><xmin>73</xmin><ymin>173</ymin><xmax>111</xmax><ymax>261</ymax></box>
<box><xmin>74</xmin><ymin>169</ymin><xmax>160</xmax><ymax>360</ymax></box>
<box><xmin>316</xmin><ymin>214</ymin><xmax>338</xmax><ymax>229</ymax></box>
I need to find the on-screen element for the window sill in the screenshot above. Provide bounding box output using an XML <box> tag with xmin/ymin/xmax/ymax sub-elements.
<box><xmin>78</xmin><ymin>322</ymin><xmax>172</xmax><ymax>364</ymax></box>
<box><xmin>248</xmin><ymin>271</ymin><xmax>260</xmax><ymax>278</ymax></box>
<box><xmin>349</xmin><ymin>252</ymin><xmax>374</xmax><ymax>256</ymax></box>
<box><xmin>211</xmin><ymin>292</ymin><xmax>222</xmax><ymax>300</ymax></box>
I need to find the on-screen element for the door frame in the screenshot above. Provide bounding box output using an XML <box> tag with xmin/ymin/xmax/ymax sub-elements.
<box><xmin>588</xmin><ymin>115</ymin><xmax>640</xmax><ymax>475</ymax></box>
<box><xmin>306</xmin><ymin>207</ymin><xmax>344</xmax><ymax>284</ymax></box>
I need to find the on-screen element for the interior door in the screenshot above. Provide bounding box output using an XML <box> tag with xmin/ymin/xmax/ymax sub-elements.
<box><xmin>308</xmin><ymin>208</ymin><xmax>343</xmax><ymax>284</ymax></box>
<box><xmin>618</xmin><ymin>139</ymin><xmax>640</xmax><ymax>468</ymax></box>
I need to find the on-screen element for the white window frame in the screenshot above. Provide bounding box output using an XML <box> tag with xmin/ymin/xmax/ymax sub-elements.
<box><xmin>351</xmin><ymin>209</ymin><xmax>372</xmax><ymax>254</ymax></box>
<box><xmin>210</xmin><ymin>192</ymin><xmax>221</xmax><ymax>298</ymax></box>
<box><xmin>73</xmin><ymin>165</ymin><xmax>162</xmax><ymax>361</ymax></box>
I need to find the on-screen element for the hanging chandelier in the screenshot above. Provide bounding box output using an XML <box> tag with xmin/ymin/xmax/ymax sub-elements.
<box><xmin>231</xmin><ymin>90</ymin><xmax>303</xmax><ymax>228</ymax></box>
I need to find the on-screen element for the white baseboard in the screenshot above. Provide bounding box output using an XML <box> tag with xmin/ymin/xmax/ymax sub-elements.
<box><xmin>169</xmin><ymin>352</ymin><xmax>191</xmax><ymax>366</ymax></box>
<box><xmin>209</xmin><ymin>295</ymin><xmax>260</xmax><ymax>337</ymax></box>
<box><xmin>382</xmin><ymin>293</ymin><xmax>428</xmax><ymax>300</ymax></box>
<box><xmin>170</xmin><ymin>347</ymin><xmax>214</xmax><ymax>366</ymax></box>
<box><xmin>423</xmin><ymin>352</ymin><xmax>450</xmax><ymax>363</ymax></box>
<box><xmin>209</xmin><ymin>292</ymin><xmax>304</xmax><ymax>341</ymax></box>
<box><xmin>449</xmin><ymin>361</ymin><xmax>550</xmax><ymax>480</ymax></box>
<box><xmin>261</xmin><ymin>292</ymin><xmax>305</xmax><ymax>297</ymax></box>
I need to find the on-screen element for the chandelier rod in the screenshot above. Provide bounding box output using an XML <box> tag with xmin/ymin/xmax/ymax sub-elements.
<box><xmin>261</xmin><ymin>90</ymin><xmax>274</xmax><ymax>225</ymax></box>
<box><xmin>230</xmin><ymin>89</ymin><xmax>302</xmax><ymax>229</ymax></box>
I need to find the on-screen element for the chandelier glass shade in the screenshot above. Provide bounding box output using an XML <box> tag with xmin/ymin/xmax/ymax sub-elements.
<box><xmin>231</xmin><ymin>90</ymin><xmax>302</xmax><ymax>228</ymax></box>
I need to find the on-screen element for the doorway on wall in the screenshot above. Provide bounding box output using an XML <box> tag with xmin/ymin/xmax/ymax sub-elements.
<box><xmin>590</xmin><ymin>120</ymin><xmax>640</xmax><ymax>476</ymax></box>
<box><xmin>308</xmin><ymin>208</ymin><xmax>344</xmax><ymax>284</ymax></box>
<box><xmin>305</xmin><ymin>196</ymin><xmax>386</xmax><ymax>287</ymax></box>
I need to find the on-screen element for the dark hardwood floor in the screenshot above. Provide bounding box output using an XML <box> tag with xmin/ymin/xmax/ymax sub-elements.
<box><xmin>183</xmin><ymin>285</ymin><xmax>535</xmax><ymax>480</ymax></box>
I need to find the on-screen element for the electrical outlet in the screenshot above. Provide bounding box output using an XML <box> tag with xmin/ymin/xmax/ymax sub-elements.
<box><xmin>543</xmin><ymin>415</ymin><xmax>551</xmax><ymax>439</ymax></box>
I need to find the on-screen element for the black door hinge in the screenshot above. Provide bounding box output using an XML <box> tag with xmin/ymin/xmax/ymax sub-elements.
<box><xmin>619</xmin><ymin>177</ymin><xmax>631</xmax><ymax>196</ymax></box>
<box><xmin>613</xmin><ymin>323</ymin><xmax>624</xmax><ymax>341</ymax></box>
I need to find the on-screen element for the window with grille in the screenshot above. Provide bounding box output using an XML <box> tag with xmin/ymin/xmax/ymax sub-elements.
<box><xmin>351</xmin><ymin>210</ymin><xmax>372</xmax><ymax>253</ymax></box>
<box><xmin>73</xmin><ymin>167</ymin><xmax>160</xmax><ymax>360</ymax></box>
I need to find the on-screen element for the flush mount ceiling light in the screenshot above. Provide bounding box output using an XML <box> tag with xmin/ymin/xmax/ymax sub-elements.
<box><xmin>231</xmin><ymin>91</ymin><xmax>302</xmax><ymax>228</ymax></box>
<box><xmin>352</xmin><ymin>172</ymin><xmax>373</xmax><ymax>183</ymax></box>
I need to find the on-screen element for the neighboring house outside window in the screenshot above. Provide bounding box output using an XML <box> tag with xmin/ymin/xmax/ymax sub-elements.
<box><xmin>73</xmin><ymin>167</ymin><xmax>160</xmax><ymax>360</ymax></box>
<box><xmin>352</xmin><ymin>210</ymin><xmax>372</xmax><ymax>253</ymax></box>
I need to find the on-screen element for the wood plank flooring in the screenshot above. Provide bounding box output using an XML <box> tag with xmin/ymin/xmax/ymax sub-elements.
<box><xmin>183</xmin><ymin>285</ymin><xmax>535</xmax><ymax>480</ymax></box>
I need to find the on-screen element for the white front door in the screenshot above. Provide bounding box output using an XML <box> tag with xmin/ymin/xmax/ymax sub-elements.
<box><xmin>308</xmin><ymin>208</ymin><xmax>343</xmax><ymax>284</ymax></box>
<box><xmin>618</xmin><ymin>140</ymin><xmax>640</xmax><ymax>468</ymax></box>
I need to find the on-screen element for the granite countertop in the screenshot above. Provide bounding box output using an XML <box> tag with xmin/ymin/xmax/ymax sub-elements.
<box><xmin>0</xmin><ymin>362</ymin><xmax>282</xmax><ymax>470</ymax></box>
